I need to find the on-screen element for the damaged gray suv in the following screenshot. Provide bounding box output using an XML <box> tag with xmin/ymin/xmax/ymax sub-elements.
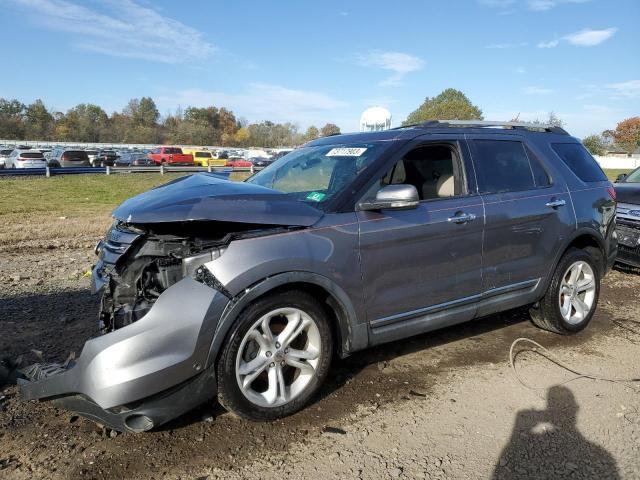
<box><xmin>21</xmin><ymin>121</ymin><xmax>617</xmax><ymax>432</ymax></box>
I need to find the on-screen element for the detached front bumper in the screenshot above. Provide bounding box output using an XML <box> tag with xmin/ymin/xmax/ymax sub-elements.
<box><xmin>20</xmin><ymin>276</ymin><xmax>229</xmax><ymax>432</ymax></box>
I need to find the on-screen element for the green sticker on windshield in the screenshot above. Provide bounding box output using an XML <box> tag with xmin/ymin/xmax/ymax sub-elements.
<box><xmin>306</xmin><ymin>191</ymin><xmax>326</xmax><ymax>202</ymax></box>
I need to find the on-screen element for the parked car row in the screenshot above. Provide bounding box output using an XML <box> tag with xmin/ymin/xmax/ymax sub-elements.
<box><xmin>0</xmin><ymin>144</ymin><xmax>295</xmax><ymax>169</ymax></box>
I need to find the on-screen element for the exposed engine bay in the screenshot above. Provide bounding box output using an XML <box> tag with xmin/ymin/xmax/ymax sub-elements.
<box><xmin>95</xmin><ymin>220</ymin><xmax>290</xmax><ymax>332</ymax></box>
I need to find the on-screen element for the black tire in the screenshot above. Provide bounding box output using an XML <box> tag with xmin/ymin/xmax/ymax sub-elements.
<box><xmin>530</xmin><ymin>248</ymin><xmax>600</xmax><ymax>334</ymax></box>
<box><xmin>217</xmin><ymin>290</ymin><xmax>333</xmax><ymax>421</ymax></box>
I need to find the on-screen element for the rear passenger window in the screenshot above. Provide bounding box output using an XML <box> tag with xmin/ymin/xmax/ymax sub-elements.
<box><xmin>551</xmin><ymin>143</ymin><xmax>607</xmax><ymax>182</ymax></box>
<box><xmin>473</xmin><ymin>140</ymin><xmax>535</xmax><ymax>193</ymax></box>
<box><xmin>525</xmin><ymin>146</ymin><xmax>551</xmax><ymax>187</ymax></box>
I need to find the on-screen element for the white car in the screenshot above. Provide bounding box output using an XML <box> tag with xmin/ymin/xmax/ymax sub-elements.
<box><xmin>85</xmin><ymin>150</ymin><xmax>99</xmax><ymax>166</ymax></box>
<box><xmin>0</xmin><ymin>148</ymin><xmax>13</xmax><ymax>169</ymax></box>
<box><xmin>6</xmin><ymin>149</ymin><xmax>47</xmax><ymax>168</ymax></box>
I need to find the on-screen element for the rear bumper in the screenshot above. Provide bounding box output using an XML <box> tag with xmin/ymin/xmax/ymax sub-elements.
<box><xmin>21</xmin><ymin>276</ymin><xmax>229</xmax><ymax>431</ymax></box>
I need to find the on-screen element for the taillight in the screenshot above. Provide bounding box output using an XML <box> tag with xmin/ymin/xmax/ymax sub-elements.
<box><xmin>607</xmin><ymin>184</ymin><xmax>616</xmax><ymax>201</ymax></box>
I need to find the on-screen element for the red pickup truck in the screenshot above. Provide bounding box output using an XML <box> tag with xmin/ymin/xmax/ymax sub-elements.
<box><xmin>148</xmin><ymin>147</ymin><xmax>194</xmax><ymax>166</ymax></box>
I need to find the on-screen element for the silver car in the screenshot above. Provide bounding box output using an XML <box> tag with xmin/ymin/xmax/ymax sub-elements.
<box><xmin>21</xmin><ymin>121</ymin><xmax>617</xmax><ymax>432</ymax></box>
<box><xmin>6</xmin><ymin>149</ymin><xmax>47</xmax><ymax>168</ymax></box>
<box><xmin>0</xmin><ymin>148</ymin><xmax>13</xmax><ymax>169</ymax></box>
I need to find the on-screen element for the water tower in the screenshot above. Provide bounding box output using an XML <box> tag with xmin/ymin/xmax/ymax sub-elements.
<box><xmin>360</xmin><ymin>106</ymin><xmax>392</xmax><ymax>132</ymax></box>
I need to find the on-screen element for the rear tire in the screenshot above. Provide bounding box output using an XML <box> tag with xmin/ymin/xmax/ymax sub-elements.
<box><xmin>530</xmin><ymin>248</ymin><xmax>600</xmax><ymax>334</ymax></box>
<box><xmin>217</xmin><ymin>290</ymin><xmax>333</xmax><ymax>421</ymax></box>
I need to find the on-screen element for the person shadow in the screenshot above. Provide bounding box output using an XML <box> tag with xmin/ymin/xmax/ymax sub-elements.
<box><xmin>492</xmin><ymin>385</ymin><xmax>620</xmax><ymax>479</ymax></box>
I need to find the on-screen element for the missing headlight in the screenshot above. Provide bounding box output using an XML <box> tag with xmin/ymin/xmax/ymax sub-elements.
<box><xmin>182</xmin><ymin>247</ymin><xmax>227</xmax><ymax>278</ymax></box>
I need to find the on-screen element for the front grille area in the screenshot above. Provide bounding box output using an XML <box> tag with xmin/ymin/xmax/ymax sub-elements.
<box><xmin>616</xmin><ymin>219</ymin><xmax>640</xmax><ymax>267</ymax></box>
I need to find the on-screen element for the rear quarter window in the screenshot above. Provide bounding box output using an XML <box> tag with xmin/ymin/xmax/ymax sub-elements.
<box><xmin>551</xmin><ymin>143</ymin><xmax>607</xmax><ymax>182</ymax></box>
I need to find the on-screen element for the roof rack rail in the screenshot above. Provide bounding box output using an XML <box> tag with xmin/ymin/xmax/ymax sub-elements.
<box><xmin>398</xmin><ymin>120</ymin><xmax>569</xmax><ymax>135</ymax></box>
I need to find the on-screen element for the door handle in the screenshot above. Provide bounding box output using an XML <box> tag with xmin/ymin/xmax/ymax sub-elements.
<box><xmin>448</xmin><ymin>212</ymin><xmax>477</xmax><ymax>224</ymax></box>
<box><xmin>545</xmin><ymin>199</ymin><xmax>566</xmax><ymax>208</ymax></box>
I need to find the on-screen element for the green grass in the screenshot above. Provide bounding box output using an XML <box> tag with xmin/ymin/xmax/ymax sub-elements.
<box><xmin>0</xmin><ymin>172</ymin><xmax>249</xmax><ymax>217</ymax></box>
<box><xmin>603</xmin><ymin>169</ymin><xmax>630</xmax><ymax>181</ymax></box>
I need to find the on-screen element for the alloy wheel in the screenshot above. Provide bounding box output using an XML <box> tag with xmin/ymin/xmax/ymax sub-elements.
<box><xmin>558</xmin><ymin>260</ymin><xmax>596</xmax><ymax>325</ymax></box>
<box><xmin>235</xmin><ymin>307</ymin><xmax>321</xmax><ymax>408</ymax></box>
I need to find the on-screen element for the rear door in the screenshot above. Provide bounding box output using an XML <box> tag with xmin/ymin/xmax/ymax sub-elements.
<box><xmin>466</xmin><ymin>134</ymin><xmax>575</xmax><ymax>298</ymax></box>
<box><xmin>357</xmin><ymin>135</ymin><xmax>484</xmax><ymax>343</ymax></box>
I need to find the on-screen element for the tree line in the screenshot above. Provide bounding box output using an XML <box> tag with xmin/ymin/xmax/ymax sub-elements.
<box><xmin>0</xmin><ymin>97</ymin><xmax>341</xmax><ymax>147</ymax></box>
<box><xmin>2</xmin><ymin>90</ymin><xmax>637</xmax><ymax>153</ymax></box>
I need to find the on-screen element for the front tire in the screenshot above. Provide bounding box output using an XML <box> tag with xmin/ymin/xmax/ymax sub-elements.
<box><xmin>530</xmin><ymin>248</ymin><xmax>600</xmax><ymax>334</ymax></box>
<box><xmin>217</xmin><ymin>290</ymin><xmax>333</xmax><ymax>421</ymax></box>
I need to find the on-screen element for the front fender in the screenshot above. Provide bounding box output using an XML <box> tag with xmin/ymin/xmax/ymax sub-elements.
<box><xmin>205</xmin><ymin>271</ymin><xmax>368</xmax><ymax>369</ymax></box>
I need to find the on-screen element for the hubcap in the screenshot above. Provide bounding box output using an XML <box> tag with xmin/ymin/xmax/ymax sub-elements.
<box><xmin>235</xmin><ymin>307</ymin><xmax>321</xmax><ymax>408</ymax></box>
<box><xmin>559</xmin><ymin>260</ymin><xmax>596</xmax><ymax>325</ymax></box>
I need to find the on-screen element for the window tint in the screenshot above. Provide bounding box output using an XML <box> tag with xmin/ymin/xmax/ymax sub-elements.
<box><xmin>165</xmin><ymin>147</ymin><xmax>182</xmax><ymax>154</ymax></box>
<box><xmin>63</xmin><ymin>150</ymin><xmax>89</xmax><ymax>160</ymax></box>
<box><xmin>20</xmin><ymin>152</ymin><xmax>45</xmax><ymax>159</ymax></box>
<box><xmin>473</xmin><ymin>140</ymin><xmax>535</xmax><ymax>193</ymax></box>
<box><xmin>195</xmin><ymin>152</ymin><xmax>212</xmax><ymax>158</ymax></box>
<box><xmin>525</xmin><ymin>146</ymin><xmax>551</xmax><ymax>187</ymax></box>
<box><xmin>551</xmin><ymin>143</ymin><xmax>607</xmax><ymax>182</ymax></box>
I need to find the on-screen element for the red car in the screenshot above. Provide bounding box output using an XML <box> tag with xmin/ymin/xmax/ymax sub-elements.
<box><xmin>148</xmin><ymin>147</ymin><xmax>194</xmax><ymax>166</ymax></box>
<box><xmin>225</xmin><ymin>158</ymin><xmax>253</xmax><ymax>168</ymax></box>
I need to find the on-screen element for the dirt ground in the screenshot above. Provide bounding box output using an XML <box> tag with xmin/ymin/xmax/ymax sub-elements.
<box><xmin>1</xmin><ymin>213</ymin><xmax>640</xmax><ymax>479</ymax></box>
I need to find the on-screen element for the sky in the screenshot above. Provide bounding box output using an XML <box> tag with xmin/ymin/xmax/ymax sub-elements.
<box><xmin>0</xmin><ymin>0</ymin><xmax>638</xmax><ymax>138</ymax></box>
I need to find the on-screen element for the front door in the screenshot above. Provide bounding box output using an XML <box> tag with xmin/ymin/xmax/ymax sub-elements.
<box><xmin>357</xmin><ymin>137</ymin><xmax>484</xmax><ymax>343</ymax></box>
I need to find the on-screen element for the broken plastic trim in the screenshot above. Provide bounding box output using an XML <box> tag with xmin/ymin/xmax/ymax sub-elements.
<box><xmin>194</xmin><ymin>266</ymin><xmax>232</xmax><ymax>298</ymax></box>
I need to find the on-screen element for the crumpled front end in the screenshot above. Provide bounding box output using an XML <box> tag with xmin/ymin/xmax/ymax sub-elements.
<box><xmin>20</xmin><ymin>276</ymin><xmax>229</xmax><ymax>431</ymax></box>
<box><xmin>20</xmin><ymin>174</ymin><xmax>319</xmax><ymax>431</ymax></box>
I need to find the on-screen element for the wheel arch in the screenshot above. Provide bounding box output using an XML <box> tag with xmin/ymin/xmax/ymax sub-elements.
<box><xmin>204</xmin><ymin>272</ymin><xmax>366</xmax><ymax>369</ymax></box>
<box><xmin>544</xmin><ymin>228</ymin><xmax>606</xmax><ymax>292</ymax></box>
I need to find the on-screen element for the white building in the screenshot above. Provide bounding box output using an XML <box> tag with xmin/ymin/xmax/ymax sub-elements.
<box><xmin>360</xmin><ymin>107</ymin><xmax>392</xmax><ymax>132</ymax></box>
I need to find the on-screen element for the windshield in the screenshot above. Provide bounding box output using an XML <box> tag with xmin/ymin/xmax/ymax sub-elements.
<box><xmin>625</xmin><ymin>168</ymin><xmax>640</xmax><ymax>183</ymax></box>
<box><xmin>246</xmin><ymin>142</ymin><xmax>390</xmax><ymax>204</ymax></box>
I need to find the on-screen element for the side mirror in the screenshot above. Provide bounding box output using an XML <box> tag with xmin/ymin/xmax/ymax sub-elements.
<box><xmin>616</xmin><ymin>173</ymin><xmax>627</xmax><ymax>183</ymax></box>
<box><xmin>358</xmin><ymin>184</ymin><xmax>420</xmax><ymax>211</ymax></box>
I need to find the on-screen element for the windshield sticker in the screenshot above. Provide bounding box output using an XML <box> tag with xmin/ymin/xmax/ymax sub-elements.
<box><xmin>326</xmin><ymin>147</ymin><xmax>367</xmax><ymax>157</ymax></box>
<box><xmin>306</xmin><ymin>191</ymin><xmax>326</xmax><ymax>202</ymax></box>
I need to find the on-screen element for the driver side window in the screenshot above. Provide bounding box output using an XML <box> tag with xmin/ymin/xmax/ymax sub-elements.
<box><xmin>363</xmin><ymin>143</ymin><xmax>465</xmax><ymax>202</ymax></box>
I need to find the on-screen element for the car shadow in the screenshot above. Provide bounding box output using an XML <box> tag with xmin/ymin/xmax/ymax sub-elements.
<box><xmin>0</xmin><ymin>288</ymin><xmax>609</xmax><ymax>435</ymax></box>
<box><xmin>491</xmin><ymin>385</ymin><xmax>620</xmax><ymax>479</ymax></box>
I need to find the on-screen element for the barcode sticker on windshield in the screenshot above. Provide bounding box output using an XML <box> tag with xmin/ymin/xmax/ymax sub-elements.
<box><xmin>326</xmin><ymin>147</ymin><xmax>367</xmax><ymax>157</ymax></box>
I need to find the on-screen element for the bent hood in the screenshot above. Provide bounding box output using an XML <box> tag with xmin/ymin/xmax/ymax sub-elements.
<box><xmin>112</xmin><ymin>173</ymin><xmax>324</xmax><ymax>226</ymax></box>
<box><xmin>614</xmin><ymin>183</ymin><xmax>640</xmax><ymax>206</ymax></box>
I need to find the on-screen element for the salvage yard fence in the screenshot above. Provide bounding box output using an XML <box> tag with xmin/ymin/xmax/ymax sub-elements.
<box><xmin>0</xmin><ymin>165</ymin><xmax>260</xmax><ymax>178</ymax></box>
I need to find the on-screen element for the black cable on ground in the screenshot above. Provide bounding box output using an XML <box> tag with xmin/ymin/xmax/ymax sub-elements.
<box><xmin>509</xmin><ymin>337</ymin><xmax>640</xmax><ymax>392</ymax></box>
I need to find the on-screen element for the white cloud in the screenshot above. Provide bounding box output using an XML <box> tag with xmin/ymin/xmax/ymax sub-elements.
<box><xmin>564</xmin><ymin>27</ymin><xmax>617</xmax><ymax>46</ymax></box>
<box><xmin>477</xmin><ymin>0</ymin><xmax>515</xmax><ymax>7</ymax></box>
<box><xmin>156</xmin><ymin>83</ymin><xmax>348</xmax><ymax>126</ymax></box>
<box><xmin>486</xmin><ymin>42</ymin><xmax>528</xmax><ymax>49</ymax></box>
<box><xmin>528</xmin><ymin>0</ymin><xmax>591</xmax><ymax>11</ymax></box>
<box><xmin>515</xmin><ymin>67</ymin><xmax>527</xmax><ymax>74</ymax></box>
<box><xmin>356</xmin><ymin>51</ymin><xmax>424</xmax><ymax>87</ymax></box>
<box><xmin>605</xmin><ymin>80</ymin><xmax>640</xmax><ymax>99</ymax></box>
<box><xmin>538</xmin><ymin>27</ymin><xmax>616</xmax><ymax>48</ymax></box>
<box><xmin>522</xmin><ymin>86</ymin><xmax>555</xmax><ymax>95</ymax></box>
<box><xmin>537</xmin><ymin>39</ymin><xmax>560</xmax><ymax>48</ymax></box>
<box><xmin>8</xmin><ymin>0</ymin><xmax>215</xmax><ymax>63</ymax></box>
